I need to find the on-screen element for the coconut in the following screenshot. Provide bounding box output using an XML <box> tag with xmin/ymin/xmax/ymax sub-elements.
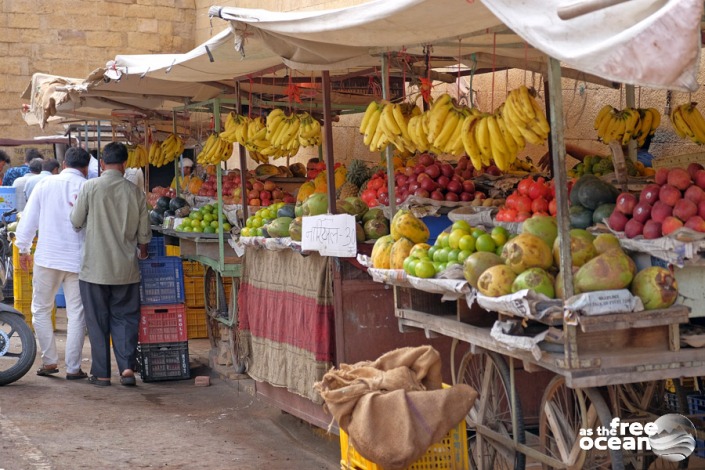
<box><xmin>553</xmin><ymin>229</ymin><xmax>597</xmax><ymax>267</ymax></box>
<box><xmin>502</xmin><ymin>233</ymin><xmax>553</xmax><ymax>274</ymax></box>
<box><xmin>630</xmin><ymin>267</ymin><xmax>678</xmax><ymax>310</ymax></box>
<box><xmin>522</xmin><ymin>215</ymin><xmax>558</xmax><ymax>249</ymax></box>
<box><xmin>463</xmin><ymin>252</ymin><xmax>504</xmax><ymax>289</ymax></box>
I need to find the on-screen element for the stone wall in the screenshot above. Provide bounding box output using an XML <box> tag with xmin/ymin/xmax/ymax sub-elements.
<box><xmin>0</xmin><ymin>0</ymin><xmax>197</xmax><ymax>150</ymax></box>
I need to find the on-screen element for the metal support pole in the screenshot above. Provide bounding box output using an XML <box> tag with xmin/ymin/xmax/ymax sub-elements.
<box><xmin>96</xmin><ymin>120</ymin><xmax>102</xmax><ymax>177</ymax></box>
<box><xmin>322</xmin><ymin>70</ymin><xmax>337</xmax><ymax>214</ymax></box>
<box><xmin>236</xmin><ymin>82</ymin><xmax>249</xmax><ymax>222</ymax></box>
<box><xmin>213</xmin><ymin>99</ymin><xmax>225</xmax><ymax>273</ymax></box>
<box><xmin>381</xmin><ymin>54</ymin><xmax>396</xmax><ymax>218</ymax></box>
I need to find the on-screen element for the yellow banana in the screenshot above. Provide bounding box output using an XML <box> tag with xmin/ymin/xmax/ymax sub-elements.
<box><xmin>359</xmin><ymin>101</ymin><xmax>380</xmax><ymax>134</ymax></box>
<box><xmin>647</xmin><ymin>107</ymin><xmax>661</xmax><ymax>133</ymax></box>
<box><xmin>392</xmin><ymin>103</ymin><xmax>412</xmax><ymax>144</ymax></box>
<box><xmin>433</xmin><ymin>109</ymin><xmax>460</xmax><ymax>150</ymax></box>
<box><xmin>475</xmin><ymin>116</ymin><xmax>492</xmax><ymax>164</ymax></box>
<box><xmin>680</xmin><ymin>103</ymin><xmax>705</xmax><ymax>144</ymax></box>
<box><xmin>427</xmin><ymin>97</ymin><xmax>453</xmax><ymax>143</ymax></box>
<box><xmin>594</xmin><ymin>105</ymin><xmax>614</xmax><ymax>130</ymax></box>
<box><xmin>517</xmin><ymin>85</ymin><xmax>536</xmax><ymax>120</ymax></box>
<box><xmin>528</xmin><ymin>95</ymin><xmax>550</xmax><ymax>137</ymax></box>
<box><xmin>496</xmin><ymin>114</ymin><xmax>518</xmax><ymax>163</ymax></box>
<box><xmin>486</xmin><ymin>115</ymin><xmax>509</xmax><ymax>170</ymax></box>
<box><xmin>462</xmin><ymin>116</ymin><xmax>483</xmax><ymax>170</ymax></box>
<box><xmin>447</xmin><ymin>113</ymin><xmax>466</xmax><ymax>155</ymax></box>
<box><xmin>363</xmin><ymin>108</ymin><xmax>383</xmax><ymax>147</ymax></box>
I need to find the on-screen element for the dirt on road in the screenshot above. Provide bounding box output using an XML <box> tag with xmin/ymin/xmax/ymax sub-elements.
<box><xmin>0</xmin><ymin>311</ymin><xmax>340</xmax><ymax>470</ymax></box>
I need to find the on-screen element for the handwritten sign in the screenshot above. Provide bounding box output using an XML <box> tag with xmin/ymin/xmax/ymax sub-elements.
<box><xmin>301</xmin><ymin>214</ymin><xmax>357</xmax><ymax>257</ymax></box>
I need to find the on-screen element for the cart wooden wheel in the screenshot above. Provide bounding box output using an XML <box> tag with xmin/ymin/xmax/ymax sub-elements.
<box><xmin>609</xmin><ymin>381</ymin><xmax>688</xmax><ymax>470</ymax></box>
<box><xmin>539</xmin><ymin>377</ymin><xmax>624</xmax><ymax>470</ymax></box>
<box><xmin>457</xmin><ymin>349</ymin><xmax>526</xmax><ymax>470</ymax></box>
<box><xmin>204</xmin><ymin>267</ymin><xmax>247</xmax><ymax>374</ymax></box>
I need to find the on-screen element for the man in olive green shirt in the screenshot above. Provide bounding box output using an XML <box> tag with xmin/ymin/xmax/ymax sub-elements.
<box><xmin>70</xmin><ymin>142</ymin><xmax>151</xmax><ymax>387</ymax></box>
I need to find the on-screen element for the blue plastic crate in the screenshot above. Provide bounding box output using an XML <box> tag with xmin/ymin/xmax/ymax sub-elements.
<box><xmin>687</xmin><ymin>394</ymin><xmax>705</xmax><ymax>416</ymax></box>
<box><xmin>139</xmin><ymin>256</ymin><xmax>184</xmax><ymax>305</ymax></box>
<box><xmin>696</xmin><ymin>439</ymin><xmax>705</xmax><ymax>459</ymax></box>
<box><xmin>421</xmin><ymin>214</ymin><xmax>451</xmax><ymax>245</ymax></box>
<box><xmin>55</xmin><ymin>284</ymin><xmax>66</xmax><ymax>308</ymax></box>
<box><xmin>147</xmin><ymin>236</ymin><xmax>165</xmax><ymax>258</ymax></box>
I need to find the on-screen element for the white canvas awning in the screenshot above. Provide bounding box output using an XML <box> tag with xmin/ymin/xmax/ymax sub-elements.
<box><xmin>21</xmin><ymin>0</ymin><xmax>703</xmax><ymax>129</ymax></box>
<box><xmin>208</xmin><ymin>0</ymin><xmax>702</xmax><ymax>91</ymax></box>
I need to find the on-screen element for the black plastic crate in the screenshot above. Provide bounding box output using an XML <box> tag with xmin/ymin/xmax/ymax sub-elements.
<box><xmin>137</xmin><ymin>341</ymin><xmax>190</xmax><ymax>382</ymax></box>
<box><xmin>139</xmin><ymin>256</ymin><xmax>184</xmax><ymax>305</ymax></box>
<box><xmin>2</xmin><ymin>278</ymin><xmax>13</xmax><ymax>302</ymax></box>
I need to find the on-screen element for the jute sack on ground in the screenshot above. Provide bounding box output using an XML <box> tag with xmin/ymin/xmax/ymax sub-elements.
<box><xmin>314</xmin><ymin>345</ymin><xmax>477</xmax><ymax>469</ymax></box>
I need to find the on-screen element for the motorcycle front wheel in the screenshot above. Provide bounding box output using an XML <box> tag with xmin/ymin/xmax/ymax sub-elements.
<box><xmin>0</xmin><ymin>313</ymin><xmax>37</xmax><ymax>385</ymax></box>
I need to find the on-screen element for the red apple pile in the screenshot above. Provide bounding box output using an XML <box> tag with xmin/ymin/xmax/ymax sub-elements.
<box><xmin>495</xmin><ymin>176</ymin><xmax>556</xmax><ymax>222</ymax></box>
<box><xmin>199</xmin><ymin>171</ymin><xmax>294</xmax><ymax>207</ymax></box>
<box><xmin>394</xmin><ymin>153</ymin><xmax>479</xmax><ymax>204</ymax></box>
<box><xmin>198</xmin><ymin>171</ymin><xmax>242</xmax><ymax>198</ymax></box>
<box><xmin>609</xmin><ymin>163</ymin><xmax>705</xmax><ymax>239</ymax></box>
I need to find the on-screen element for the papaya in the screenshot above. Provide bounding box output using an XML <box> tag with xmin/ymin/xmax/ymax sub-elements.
<box><xmin>297</xmin><ymin>181</ymin><xmax>315</xmax><ymax>202</ymax></box>
<box><xmin>255</xmin><ymin>164</ymin><xmax>280</xmax><ymax>177</ymax></box>
<box><xmin>390</xmin><ymin>210</ymin><xmax>430</xmax><ymax>244</ymax></box>
<box><xmin>390</xmin><ymin>237</ymin><xmax>414</xmax><ymax>269</ymax></box>
<box><xmin>371</xmin><ymin>235</ymin><xmax>395</xmax><ymax>269</ymax></box>
<box><xmin>501</xmin><ymin>233</ymin><xmax>553</xmax><ymax>274</ymax></box>
<box><xmin>266</xmin><ymin>217</ymin><xmax>293</xmax><ymax>238</ymax></box>
<box><xmin>289</xmin><ymin>217</ymin><xmax>303</xmax><ymax>241</ymax></box>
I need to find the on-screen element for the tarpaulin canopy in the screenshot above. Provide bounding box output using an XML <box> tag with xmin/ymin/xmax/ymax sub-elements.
<box><xmin>208</xmin><ymin>0</ymin><xmax>702</xmax><ymax>91</ymax></box>
<box><xmin>21</xmin><ymin>0</ymin><xmax>703</xmax><ymax>129</ymax></box>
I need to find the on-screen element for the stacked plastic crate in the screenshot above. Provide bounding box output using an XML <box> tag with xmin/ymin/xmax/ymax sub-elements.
<box><xmin>137</xmin><ymin>235</ymin><xmax>190</xmax><ymax>382</ymax></box>
<box><xmin>11</xmin><ymin>240</ymin><xmax>56</xmax><ymax>330</ymax></box>
<box><xmin>182</xmin><ymin>260</ymin><xmax>208</xmax><ymax>339</ymax></box>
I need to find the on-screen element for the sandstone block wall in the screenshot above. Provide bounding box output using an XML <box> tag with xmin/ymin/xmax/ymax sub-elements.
<box><xmin>0</xmin><ymin>0</ymin><xmax>197</xmax><ymax>150</ymax></box>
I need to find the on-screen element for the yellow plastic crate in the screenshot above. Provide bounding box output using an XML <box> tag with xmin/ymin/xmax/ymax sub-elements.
<box><xmin>665</xmin><ymin>378</ymin><xmax>697</xmax><ymax>393</ymax></box>
<box><xmin>184</xmin><ymin>276</ymin><xmax>205</xmax><ymax>308</ymax></box>
<box><xmin>182</xmin><ymin>260</ymin><xmax>205</xmax><ymax>277</ymax></box>
<box><xmin>186</xmin><ymin>306</ymin><xmax>208</xmax><ymax>339</ymax></box>
<box><xmin>339</xmin><ymin>390</ymin><xmax>468</xmax><ymax>470</ymax></box>
<box><xmin>14</xmin><ymin>299</ymin><xmax>57</xmax><ymax>332</ymax></box>
<box><xmin>13</xmin><ymin>268</ymin><xmax>33</xmax><ymax>301</ymax></box>
<box><xmin>165</xmin><ymin>245</ymin><xmax>181</xmax><ymax>257</ymax></box>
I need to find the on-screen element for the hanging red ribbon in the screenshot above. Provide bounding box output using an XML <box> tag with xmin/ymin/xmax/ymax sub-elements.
<box><xmin>420</xmin><ymin>77</ymin><xmax>433</xmax><ymax>104</ymax></box>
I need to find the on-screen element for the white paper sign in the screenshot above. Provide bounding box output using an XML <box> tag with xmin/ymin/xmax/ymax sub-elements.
<box><xmin>301</xmin><ymin>214</ymin><xmax>357</xmax><ymax>257</ymax></box>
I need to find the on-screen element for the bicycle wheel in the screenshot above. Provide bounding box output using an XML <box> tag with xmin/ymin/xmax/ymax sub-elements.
<box><xmin>0</xmin><ymin>312</ymin><xmax>37</xmax><ymax>386</ymax></box>
<box><xmin>457</xmin><ymin>349</ymin><xmax>526</xmax><ymax>470</ymax></box>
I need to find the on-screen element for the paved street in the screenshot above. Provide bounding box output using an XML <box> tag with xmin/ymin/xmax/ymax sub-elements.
<box><xmin>0</xmin><ymin>309</ymin><xmax>340</xmax><ymax>470</ymax></box>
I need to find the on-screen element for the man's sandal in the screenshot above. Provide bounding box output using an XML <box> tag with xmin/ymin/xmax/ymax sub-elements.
<box><xmin>36</xmin><ymin>365</ymin><xmax>59</xmax><ymax>376</ymax></box>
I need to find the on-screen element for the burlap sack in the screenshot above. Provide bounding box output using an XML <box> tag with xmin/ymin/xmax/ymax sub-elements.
<box><xmin>314</xmin><ymin>345</ymin><xmax>478</xmax><ymax>469</ymax></box>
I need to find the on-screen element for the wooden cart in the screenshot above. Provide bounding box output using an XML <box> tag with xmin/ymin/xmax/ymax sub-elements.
<box><xmin>390</xmin><ymin>276</ymin><xmax>704</xmax><ymax>470</ymax></box>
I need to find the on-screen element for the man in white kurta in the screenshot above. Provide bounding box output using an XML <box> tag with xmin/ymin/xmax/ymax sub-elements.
<box><xmin>14</xmin><ymin>147</ymin><xmax>91</xmax><ymax>379</ymax></box>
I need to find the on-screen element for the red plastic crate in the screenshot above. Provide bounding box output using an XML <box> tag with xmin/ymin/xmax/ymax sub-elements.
<box><xmin>139</xmin><ymin>304</ymin><xmax>187</xmax><ymax>344</ymax></box>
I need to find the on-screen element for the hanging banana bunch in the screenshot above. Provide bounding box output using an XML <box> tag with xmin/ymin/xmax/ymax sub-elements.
<box><xmin>126</xmin><ymin>144</ymin><xmax>148</xmax><ymax>168</ymax></box>
<box><xmin>148</xmin><ymin>141</ymin><xmax>163</xmax><ymax>167</ymax></box>
<box><xmin>153</xmin><ymin>133</ymin><xmax>185</xmax><ymax>168</ymax></box>
<box><xmin>196</xmin><ymin>133</ymin><xmax>234</xmax><ymax>165</ymax></box>
<box><xmin>219</xmin><ymin>112</ymin><xmax>252</xmax><ymax>146</ymax></box>
<box><xmin>358</xmin><ymin>100</ymin><xmax>421</xmax><ymax>153</ymax></box>
<box><xmin>297</xmin><ymin>112</ymin><xmax>322</xmax><ymax>148</ymax></box>
<box><xmin>670</xmin><ymin>102</ymin><xmax>705</xmax><ymax>145</ymax></box>
<box><xmin>595</xmin><ymin>105</ymin><xmax>660</xmax><ymax>146</ymax></box>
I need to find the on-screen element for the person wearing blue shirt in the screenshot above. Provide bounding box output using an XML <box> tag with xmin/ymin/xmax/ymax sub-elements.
<box><xmin>3</xmin><ymin>148</ymin><xmax>43</xmax><ymax>186</ymax></box>
<box><xmin>636</xmin><ymin>134</ymin><xmax>655</xmax><ymax>168</ymax></box>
